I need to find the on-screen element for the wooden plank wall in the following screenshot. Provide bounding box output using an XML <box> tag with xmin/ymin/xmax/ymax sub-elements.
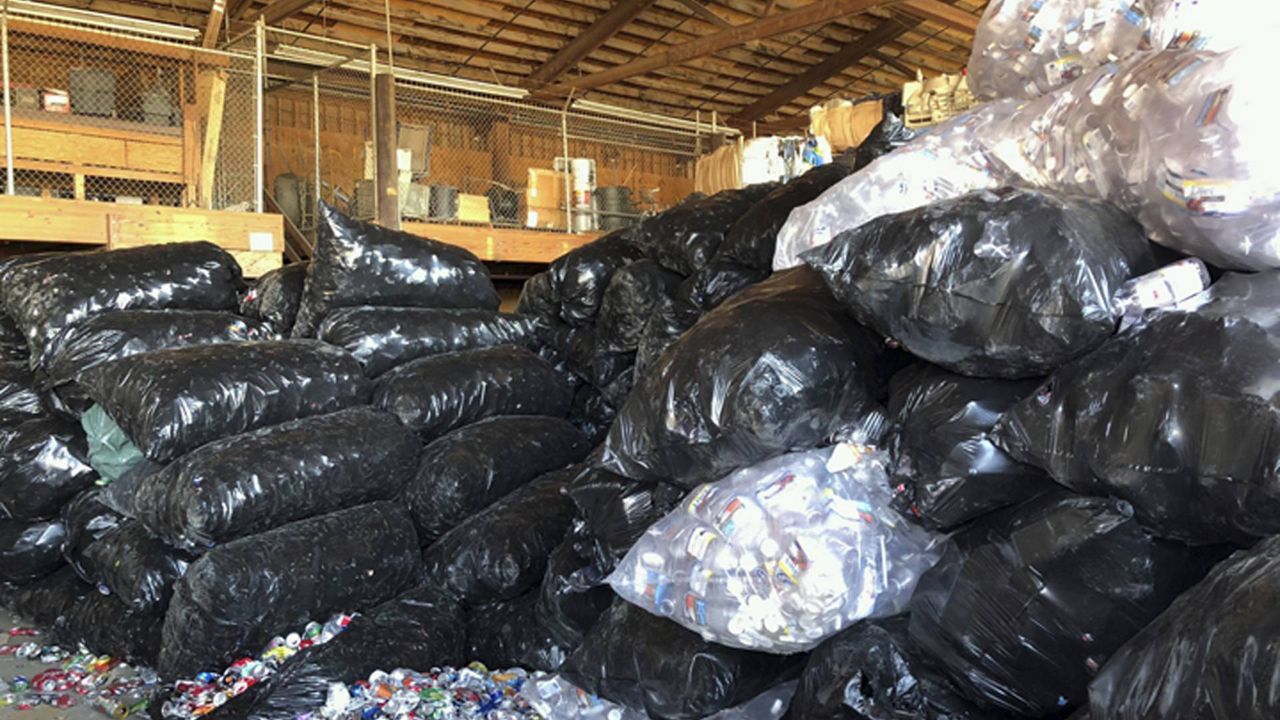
<box><xmin>265</xmin><ymin>88</ymin><xmax>695</xmax><ymax>212</ymax></box>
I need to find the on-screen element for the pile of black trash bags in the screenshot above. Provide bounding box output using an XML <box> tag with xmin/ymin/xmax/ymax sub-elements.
<box><xmin>3</xmin><ymin>173</ymin><xmax>1280</xmax><ymax>720</ymax></box>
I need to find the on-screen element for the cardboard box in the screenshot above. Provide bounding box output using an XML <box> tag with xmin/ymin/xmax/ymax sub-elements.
<box><xmin>525</xmin><ymin>168</ymin><xmax>567</xmax><ymax>230</ymax></box>
<box><xmin>458</xmin><ymin>193</ymin><xmax>490</xmax><ymax>224</ymax></box>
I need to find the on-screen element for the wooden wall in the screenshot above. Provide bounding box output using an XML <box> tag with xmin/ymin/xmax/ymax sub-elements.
<box><xmin>265</xmin><ymin>88</ymin><xmax>695</xmax><ymax>213</ymax></box>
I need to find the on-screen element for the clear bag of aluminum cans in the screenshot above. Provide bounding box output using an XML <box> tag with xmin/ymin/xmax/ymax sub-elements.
<box><xmin>607</xmin><ymin>446</ymin><xmax>943</xmax><ymax>654</ymax></box>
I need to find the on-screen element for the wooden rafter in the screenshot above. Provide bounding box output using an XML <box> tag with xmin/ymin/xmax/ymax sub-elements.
<box><xmin>671</xmin><ymin>0</ymin><xmax>732</xmax><ymax>29</ymax></box>
<box><xmin>538</xmin><ymin>0</ymin><xmax>895</xmax><ymax>96</ymax></box>
<box><xmin>523</xmin><ymin>0</ymin><xmax>658</xmax><ymax>88</ymax></box>
<box><xmin>201</xmin><ymin>0</ymin><xmax>226</xmax><ymax>48</ymax></box>
<box><xmin>734</xmin><ymin>17</ymin><xmax>912</xmax><ymax>122</ymax></box>
<box><xmin>899</xmin><ymin>0</ymin><xmax>981</xmax><ymax>32</ymax></box>
<box><xmin>251</xmin><ymin>0</ymin><xmax>324</xmax><ymax>26</ymax></box>
<box><xmin>872</xmin><ymin>50</ymin><xmax>915</xmax><ymax>77</ymax></box>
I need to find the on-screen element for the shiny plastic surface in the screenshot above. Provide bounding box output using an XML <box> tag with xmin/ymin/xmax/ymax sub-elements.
<box><xmin>2</xmin><ymin>565</ymin><xmax>91</xmax><ymax>629</ymax></box>
<box><xmin>1087</xmin><ymin>536</ymin><xmax>1280</xmax><ymax>720</ymax></box>
<box><xmin>0</xmin><ymin>242</ymin><xmax>243</xmax><ymax>369</ymax></box>
<box><xmin>515</xmin><ymin>270</ymin><xmax>559</xmax><ymax>318</ymax></box>
<box><xmin>45</xmin><ymin>309</ymin><xmax>275</xmax><ymax>389</ymax></box>
<box><xmin>60</xmin><ymin>489</ymin><xmax>122</xmax><ymax>580</ymax></box>
<box><xmin>633</xmin><ymin>293</ymin><xmax>701</xmax><ymax>377</ymax></box>
<box><xmin>553</xmin><ymin>230</ymin><xmax>645</xmax><ymax>326</ymax></box>
<box><xmin>132</xmin><ymin>407</ymin><xmax>419</xmax><ymax>550</ymax></box>
<box><xmin>373</xmin><ymin>345</ymin><xmax>573</xmax><ymax>441</ymax></box>
<box><xmin>888</xmin><ymin>365</ymin><xmax>1053</xmax><ymax>531</ymax></box>
<box><xmin>55</xmin><ymin>586</ymin><xmax>164</xmax><ymax>665</ymax></box>
<box><xmin>421</xmin><ymin>468</ymin><xmax>576</xmax><ymax>608</ymax></box>
<box><xmin>718</xmin><ymin>164</ymin><xmax>852</xmax><ymax>270</ymax></box>
<box><xmin>0</xmin><ymin>310</ymin><xmax>26</xmax><ymax>361</ymax></box>
<box><xmin>993</xmin><ymin>271</ymin><xmax>1280</xmax><ymax>545</ymax></box>
<box><xmin>317</xmin><ymin>305</ymin><xmax>543</xmax><ymax>378</ymax></box>
<box><xmin>0</xmin><ymin>415</ymin><xmax>97</xmax><ymax>520</ymax></box>
<box><xmin>560</xmin><ymin>598</ymin><xmax>799</xmax><ymax>720</ymax></box>
<box><xmin>0</xmin><ymin>361</ymin><xmax>43</xmax><ymax>422</ymax></box>
<box><xmin>602</xmin><ymin>268</ymin><xmax>884</xmax><ymax>488</ymax></box>
<box><xmin>80</xmin><ymin>519</ymin><xmax>192</xmax><ymax>611</ymax></box>
<box><xmin>79</xmin><ymin>340</ymin><xmax>370</xmax><ymax>462</ymax></box>
<box><xmin>466</xmin><ymin>588</ymin><xmax>574</xmax><ymax>672</ymax></box>
<box><xmin>406</xmin><ymin>415</ymin><xmax>590</xmax><ymax>545</ymax></box>
<box><xmin>908</xmin><ymin>491</ymin><xmax>1215</xmax><ymax>717</ymax></box>
<box><xmin>778</xmin><ymin>47</ymin><xmax>1280</xmax><ymax>272</ymax></box>
<box><xmin>215</xmin><ymin>587</ymin><xmax>465</xmax><ymax>720</ymax></box>
<box><xmin>240</xmin><ymin>263</ymin><xmax>307</xmax><ymax>335</ymax></box>
<box><xmin>0</xmin><ymin>517</ymin><xmax>65</xmax><ymax>583</ymax></box>
<box><xmin>595</xmin><ymin>260</ymin><xmax>684</xmax><ymax>354</ymax></box>
<box><xmin>806</xmin><ymin>188</ymin><xmax>1154</xmax><ymax>378</ymax></box>
<box><xmin>968</xmin><ymin>0</ymin><xmax>1280</xmax><ymax>100</ymax></box>
<box><xmin>610</xmin><ymin>447</ymin><xmax>942</xmax><ymax>654</ymax></box>
<box><xmin>853</xmin><ymin>110</ymin><xmax>917</xmax><ymax>171</ymax></box>
<box><xmin>537</xmin><ymin>530</ymin><xmax>613</xmax><ymax>649</ymax></box>
<box><xmin>524</xmin><ymin>675</ymin><xmax>797</xmax><ymax>720</ymax></box>
<box><xmin>634</xmin><ymin>183</ymin><xmax>780</xmax><ymax>276</ymax></box>
<box><xmin>790</xmin><ymin>616</ymin><xmax>1008</xmax><ymax>720</ymax></box>
<box><xmin>159</xmin><ymin>501</ymin><xmax>421</xmax><ymax>679</ymax></box>
<box><xmin>676</xmin><ymin>260</ymin><xmax>768</xmax><ymax>313</ymax></box>
<box><xmin>567</xmin><ymin>467</ymin><xmax>687</xmax><ymax>573</ymax></box>
<box><xmin>292</xmin><ymin>203</ymin><xmax>499</xmax><ymax>337</ymax></box>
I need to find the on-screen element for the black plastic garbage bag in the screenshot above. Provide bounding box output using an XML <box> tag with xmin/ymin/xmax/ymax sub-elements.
<box><xmin>61</xmin><ymin>489</ymin><xmax>122</xmax><ymax>579</ymax></box>
<box><xmin>633</xmin><ymin>295</ymin><xmax>702</xmax><ymax>378</ymax></box>
<box><xmin>240</xmin><ymin>264</ymin><xmax>307</xmax><ymax>335</ymax></box>
<box><xmin>676</xmin><ymin>260</ymin><xmax>768</xmax><ymax>312</ymax></box>
<box><xmin>515</xmin><ymin>270</ymin><xmax>559</xmax><ymax>319</ymax></box>
<box><xmin>159</xmin><ymin>501</ymin><xmax>421</xmax><ymax>679</ymax></box>
<box><xmin>717</xmin><ymin>164</ymin><xmax>853</xmax><ymax>270</ymax></box>
<box><xmin>634</xmin><ymin>184</ymin><xmax>780</xmax><ymax>276</ymax></box>
<box><xmin>790</xmin><ymin>616</ymin><xmax>1010</xmax><ymax>720</ymax></box>
<box><xmin>0</xmin><ymin>517</ymin><xmax>66</xmax><ymax>583</ymax></box>
<box><xmin>804</xmin><ymin>188</ymin><xmax>1155</xmax><ymax>379</ymax></box>
<box><xmin>421</xmin><ymin>469</ymin><xmax>576</xmax><ymax>607</ymax></box>
<box><xmin>79</xmin><ymin>520</ymin><xmax>192</xmax><ymax>611</ymax></box>
<box><xmin>45</xmin><ymin>309</ymin><xmax>274</xmax><ymax>391</ymax></box>
<box><xmin>552</xmin><ymin>231</ymin><xmax>645</xmax><ymax>326</ymax></box>
<box><xmin>537</xmin><ymin>530</ymin><xmax>613</xmax><ymax>648</ymax></box>
<box><xmin>888</xmin><ymin>365</ymin><xmax>1053</xmax><ymax>531</ymax></box>
<box><xmin>466</xmin><ymin>589</ymin><xmax>573</xmax><ymax>672</ymax></box>
<box><xmin>566</xmin><ymin>467</ymin><xmax>686</xmax><ymax>571</ymax></box>
<box><xmin>209</xmin><ymin>586</ymin><xmax>465</xmax><ymax>720</ymax></box>
<box><xmin>855</xmin><ymin>109</ymin><xmax>918</xmax><ymax>171</ymax></box>
<box><xmin>55</xmin><ymin>590</ymin><xmax>163</xmax><ymax>666</ymax></box>
<box><xmin>908</xmin><ymin>491</ymin><xmax>1218</xmax><ymax>717</ymax></box>
<box><xmin>79</xmin><ymin>340</ymin><xmax>370</xmax><ymax>463</ymax></box>
<box><xmin>560</xmin><ymin>599</ymin><xmax>799</xmax><ymax>720</ymax></box>
<box><xmin>603</xmin><ymin>268</ymin><xmax>884</xmax><ymax>487</ymax></box>
<box><xmin>0</xmin><ymin>416</ymin><xmax>97</xmax><ymax>520</ymax></box>
<box><xmin>373</xmin><ymin>346</ymin><xmax>573</xmax><ymax>441</ymax></box>
<box><xmin>537</xmin><ymin>322</ymin><xmax>633</xmax><ymax>390</ymax></box>
<box><xmin>133</xmin><ymin>407</ymin><xmax>419</xmax><ymax>550</ymax></box>
<box><xmin>993</xmin><ymin>271</ymin><xmax>1280</xmax><ymax>546</ymax></box>
<box><xmin>2</xmin><ymin>565</ymin><xmax>91</xmax><ymax>629</ymax></box>
<box><xmin>0</xmin><ymin>361</ymin><xmax>43</xmax><ymax>422</ymax></box>
<box><xmin>0</xmin><ymin>242</ymin><xmax>243</xmax><ymax>370</ymax></box>
<box><xmin>1086</xmin><ymin>536</ymin><xmax>1280</xmax><ymax>720</ymax></box>
<box><xmin>318</xmin><ymin>306</ymin><xmax>543</xmax><ymax>378</ymax></box>
<box><xmin>0</xmin><ymin>311</ymin><xmax>27</xmax><ymax>361</ymax></box>
<box><xmin>406</xmin><ymin>415</ymin><xmax>590</xmax><ymax>545</ymax></box>
<box><xmin>595</xmin><ymin>260</ymin><xmax>684</xmax><ymax>354</ymax></box>
<box><xmin>569</xmin><ymin>384</ymin><xmax>618</xmax><ymax>446</ymax></box>
<box><xmin>97</xmin><ymin>458</ymin><xmax>164</xmax><ymax>519</ymax></box>
<box><xmin>292</xmin><ymin>203</ymin><xmax>499</xmax><ymax>337</ymax></box>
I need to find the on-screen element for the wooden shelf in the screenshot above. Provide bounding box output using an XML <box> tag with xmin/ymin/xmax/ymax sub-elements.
<box><xmin>401</xmin><ymin>220</ymin><xmax>599</xmax><ymax>264</ymax></box>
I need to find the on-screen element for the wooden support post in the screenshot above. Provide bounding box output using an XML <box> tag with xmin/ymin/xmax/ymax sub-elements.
<box><xmin>198</xmin><ymin>69</ymin><xmax>228</xmax><ymax>209</ymax></box>
<box><xmin>374</xmin><ymin>71</ymin><xmax>399</xmax><ymax>230</ymax></box>
<box><xmin>73</xmin><ymin>174</ymin><xmax>85</xmax><ymax>201</ymax></box>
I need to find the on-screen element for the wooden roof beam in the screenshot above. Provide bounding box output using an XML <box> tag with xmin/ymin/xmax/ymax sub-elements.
<box><xmin>872</xmin><ymin>50</ymin><xmax>915</xmax><ymax>76</ymax></box>
<box><xmin>202</xmin><ymin>0</ymin><xmax>226</xmax><ymax>48</ymax></box>
<box><xmin>539</xmin><ymin>0</ymin><xmax>894</xmax><ymax>96</ymax></box>
<box><xmin>898</xmin><ymin>0</ymin><xmax>980</xmax><ymax>33</ymax></box>
<box><xmin>523</xmin><ymin>0</ymin><xmax>658</xmax><ymax>88</ymax></box>
<box><xmin>734</xmin><ymin>17</ymin><xmax>912</xmax><ymax>122</ymax></box>
<box><xmin>252</xmin><ymin>0</ymin><xmax>323</xmax><ymax>26</ymax></box>
<box><xmin>671</xmin><ymin>0</ymin><xmax>733</xmax><ymax>29</ymax></box>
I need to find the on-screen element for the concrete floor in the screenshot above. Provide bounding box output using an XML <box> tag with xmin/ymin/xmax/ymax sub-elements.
<box><xmin>0</xmin><ymin>607</ymin><xmax>151</xmax><ymax>720</ymax></box>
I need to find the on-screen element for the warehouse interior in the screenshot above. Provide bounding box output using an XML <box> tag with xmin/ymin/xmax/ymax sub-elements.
<box><xmin>2</xmin><ymin>0</ymin><xmax>1278</xmax><ymax>719</ymax></box>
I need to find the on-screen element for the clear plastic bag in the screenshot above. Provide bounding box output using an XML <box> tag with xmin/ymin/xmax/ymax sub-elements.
<box><xmin>609</xmin><ymin>446</ymin><xmax>942</xmax><ymax>654</ymax></box>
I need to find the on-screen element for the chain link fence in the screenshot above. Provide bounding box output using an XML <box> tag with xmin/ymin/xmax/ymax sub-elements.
<box><xmin>264</xmin><ymin>30</ymin><xmax>712</xmax><ymax>240</ymax></box>
<box><xmin>0</xmin><ymin>9</ymin><xmax>260</xmax><ymax>211</ymax></box>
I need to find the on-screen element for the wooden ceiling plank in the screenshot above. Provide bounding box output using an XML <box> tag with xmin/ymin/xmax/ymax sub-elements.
<box><xmin>253</xmin><ymin>0</ymin><xmax>323</xmax><ymax>26</ymax></box>
<box><xmin>734</xmin><ymin>17</ymin><xmax>912</xmax><ymax>122</ymax></box>
<box><xmin>899</xmin><ymin>0</ymin><xmax>980</xmax><ymax>33</ymax></box>
<box><xmin>669</xmin><ymin>0</ymin><xmax>733</xmax><ymax>29</ymax></box>
<box><xmin>524</xmin><ymin>0</ymin><xmax>658</xmax><ymax>87</ymax></box>
<box><xmin>201</xmin><ymin>0</ymin><xmax>226</xmax><ymax>47</ymax></box>
<box><xmin>541</xmin><ymin>0</ymin><xmax>895</xmax><ymax>95</ymax></box>
<box><xmin>872</xmin><ymin>50</ymin><xmax>916</xmax><ymax>76</ymax></box>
